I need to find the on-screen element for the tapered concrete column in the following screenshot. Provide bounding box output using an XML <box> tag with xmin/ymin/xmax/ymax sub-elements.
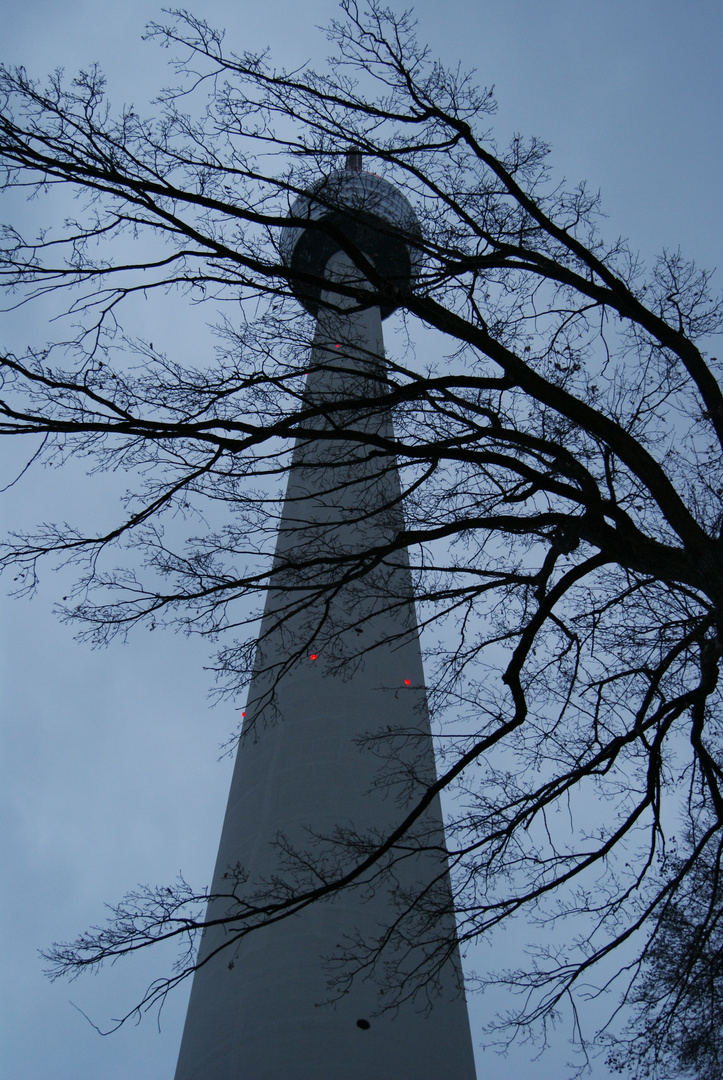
<box><xmin>174</xmin><ymin>250</ymin><xmax>477</xmax><ymax>1078</ymax></box>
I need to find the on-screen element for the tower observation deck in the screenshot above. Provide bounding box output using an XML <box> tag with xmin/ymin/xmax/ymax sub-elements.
<box><xmin>174</xmin><ymin>154</ymin><xmax>478</xmax><ymax>1080</ymax></box>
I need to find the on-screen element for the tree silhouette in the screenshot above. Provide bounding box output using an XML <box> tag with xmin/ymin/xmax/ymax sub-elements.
<box><xmin>607</xmin><ymin>832</ymin><xmax>723</xmax><ymax>1079</ymax></box>
<box><xmin>1</xmin><ymin>1</ymin><xmax>722</xmax><ymax>1067</ymax></box>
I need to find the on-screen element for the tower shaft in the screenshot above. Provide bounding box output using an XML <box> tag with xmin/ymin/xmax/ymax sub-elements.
<box><xmin>174</xmin><ymin>259</ymin><xmax>477</xmax><ymax>1079</ymax></box>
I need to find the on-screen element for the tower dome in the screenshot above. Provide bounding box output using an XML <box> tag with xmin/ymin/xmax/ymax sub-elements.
<box><xmin>279</xmin><ymin>153</ymin><xmax>422</xmax><ymax>319</ymax></box>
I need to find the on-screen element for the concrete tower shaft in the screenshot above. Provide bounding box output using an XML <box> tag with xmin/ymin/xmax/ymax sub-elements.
<box><xmin>173</xmin><ymin>164</ymin><xmax>477</xmax><ymax>1080</ymax></box>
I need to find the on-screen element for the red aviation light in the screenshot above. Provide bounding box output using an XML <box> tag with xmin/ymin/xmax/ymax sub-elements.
<box><xmin>310</xmin><ymin>653</ymin><xmax>318</xmax><ymax>661</ymax></box>
<box><xmin>241</xmin><ymin>711</ymin><xmax>246</xmax><ymax>718</ymax></box>
<box><xmin>404</xmin><ymin>679</ymin><xmax>411</xmax><ymax>686</ymax></box>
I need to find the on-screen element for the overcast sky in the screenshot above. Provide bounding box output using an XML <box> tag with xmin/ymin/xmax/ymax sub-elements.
<box><xmin>2</xmin><ymin>2</ymin><xmax>722</xmax><ymax>1078</ymax></box>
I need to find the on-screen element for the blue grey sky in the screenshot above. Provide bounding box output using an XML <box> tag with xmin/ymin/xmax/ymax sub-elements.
<box><xmin>1</xmin><ymin>2</ymin><xmax>721</xmax><ymax>1078</ymax></box>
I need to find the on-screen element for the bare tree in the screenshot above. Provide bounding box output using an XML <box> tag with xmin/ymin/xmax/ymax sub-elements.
<box><xmin>1</xmin><ymin>1</ymin><xmax>722</xmax><ymax>1068</ymax></box>
<box><xmin>606</xmin><ymin>830</ymin><xmax>723</xmax><ymax>1080</ymax></box>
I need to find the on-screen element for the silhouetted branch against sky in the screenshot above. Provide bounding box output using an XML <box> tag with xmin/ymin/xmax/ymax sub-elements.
<box><xmin>2</xmin><ymin>2</ymin><xmax>723</xmax><ymax>1075</ymax></box>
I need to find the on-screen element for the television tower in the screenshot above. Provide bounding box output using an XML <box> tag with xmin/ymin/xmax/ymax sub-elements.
<box><xmin>174</xmin><ymin>154</ymin><xmax>478</xmax><ymax>1080</ymax></box>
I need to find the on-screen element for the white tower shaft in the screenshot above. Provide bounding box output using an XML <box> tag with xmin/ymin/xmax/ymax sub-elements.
<box><xmin>174</xmin><ymin>259</ymin><xmax>477</xmax><ymax>1079</ymax></box>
